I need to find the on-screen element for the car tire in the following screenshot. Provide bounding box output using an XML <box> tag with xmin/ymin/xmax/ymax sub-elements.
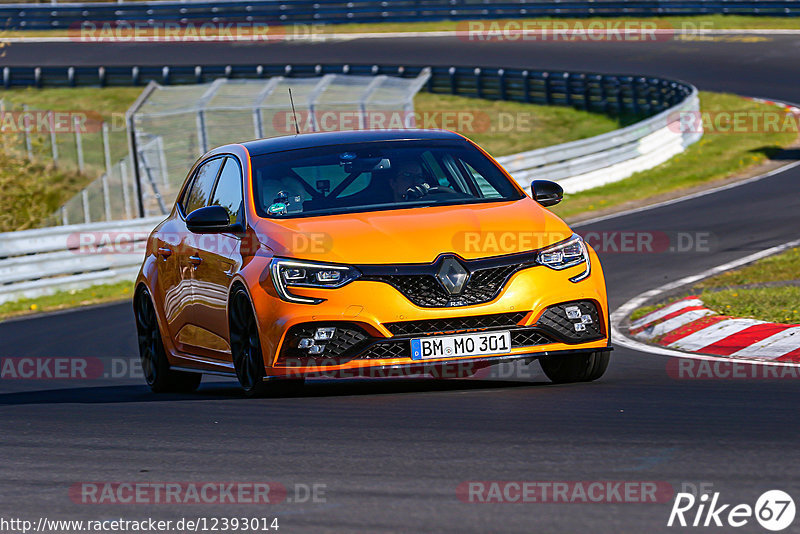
<box><xmin>134</xmin><ymin>287</ymin><xmax>202</xmax><ymax>393</ymax></box>
<box><xmin>539</xmin><ymin>350</ymin><xmax>610</xmax><ymax>384</ymax></box>
<box><xmin>229</xmin><ymin>287</ymin><xmax>304</xmax><ymax>397</ymax></box>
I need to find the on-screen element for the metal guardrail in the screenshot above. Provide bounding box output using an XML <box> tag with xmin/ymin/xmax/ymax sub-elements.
<box><xmin>497</xmin><ymin>87</ymin><xmax>701</xmax><ymax>192</ymax></box>
<box><xmin>0</xmin><ymin>0</ymin><xmax>799</xmax><ymax>29</ymax></box>
<box><xmin>1</xmin><ymin>64</ymin><xmax>692</xmax><ymax>116</ymax></box>
<box><xmin>0</xmin><ymin>217</ymin><xmax>161</xmax><ymax>304</ymax></box>
<box><xmin>0</xmin><ymin>63</ymin><xmax>699</xmax><ymax>304</ymax></box>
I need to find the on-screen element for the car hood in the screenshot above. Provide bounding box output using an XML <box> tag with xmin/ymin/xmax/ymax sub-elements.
<box><xmin>254</xmin><ymin>198</ymin><xmax>574</xmax><ymax>264</ymax></box>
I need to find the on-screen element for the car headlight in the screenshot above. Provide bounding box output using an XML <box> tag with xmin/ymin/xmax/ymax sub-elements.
<box><xmin>537</xmin><ymin>233</ymin><xmax>591</xmax><ymax>282</ymax></box>
<box><xmin>270</xmin><ymin>258</ymin><xmax>361</xmax><ymax>304</ymax></box>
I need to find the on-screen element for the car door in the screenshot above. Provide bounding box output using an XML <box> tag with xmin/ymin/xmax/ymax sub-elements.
<box><xmin>150</xmin><ymin>158</ymin><xmax>219</xmax><ymax>344</ymax></box>
<box><xmin>171</xmin><ymin>156</ymin><xmax>225</xmax><ymax>355</ymax></box>
<box><xmin>185</xmin><ymin>156</ymin><xmax>246</xmax><ymax>361</ymax></box>
<box><xmin>152</xmin><ymin>213</ymin><xmax>193</xmax><ymax>344</ymax></box>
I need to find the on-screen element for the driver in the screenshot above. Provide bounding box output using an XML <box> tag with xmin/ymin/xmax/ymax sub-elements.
<box><xmin>389</xmin><ymin>162</ymin><xmax>430</xmax><ymax>202</ymax></box>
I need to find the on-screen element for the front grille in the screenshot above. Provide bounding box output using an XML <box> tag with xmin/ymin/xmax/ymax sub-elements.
<box><xmin>366</xmin><ymin>264</ymin><xmax>521</xmax><ymax>308</ymax></box>
<box><xmin>535</xmin><ymin>301</ymin><xmax>604</xmax><ymax>343</ymax></box>
<box><xmin>358</xmin><ymin>252</ymin><xmax>537</xmax><ymax>308</ymax></box>
<box><xmin>511</xmin><ymin>329</ymin><xmax>552</xmax><ymax>347</ymax></box>
<box><xmin>358</xmin><ymin>341</ymin><xmax>410</xmax><ymax>359</ymax></box>
<box><xmin>384</xmin><ymin>311</ymin><xmax>528</xmax><ymax>336</ymax></box>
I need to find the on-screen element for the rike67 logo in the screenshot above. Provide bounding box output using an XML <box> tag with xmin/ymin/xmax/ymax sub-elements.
<box><xmin>668</xmin><ymin>490</ymin><xmax>795</xmax><ymax>531</ymax></box>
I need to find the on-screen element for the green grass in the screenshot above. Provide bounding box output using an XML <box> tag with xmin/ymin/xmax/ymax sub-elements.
<box><xmin>696</xmin><ymin>247</ymin><xmax>800</xmax><ymax>288</ymax></box>
<box><xmin>0</xmin><ymin>140</ymin><xmax>87</xmax><ymax>231</ymax></box>
<box><xmin>702</xmin><ymin>287</ymin><xmax>800</xmax><ymax>324</ymax></box>
<box><xmin>631</xmin><ymin>248</ymin><xmax>800</xmax><ymax>325</ymax></box>
<box><xmin>413</xmin><ymin>92</ymin><xmax>625</xmax><ymax>156</ymax></box>
<box><xmin>551</xmin><ymin>91</ymin><xmax>798</xmax><ymax>219</ymax></box>
<box><xmin>0</xmin><ymin>87</ymin><xmax>141</xmax><ymax>231</ymax></box>
<box><xmin>4</xmin><ymin>15</ymin><xmax>800</xmax><ymax>37</ymax></box>
<box><xmin>328</xmin><ymin>15</ymin><xmax>800</xmax><ymax>33</ymax></box>
<box><xmin>1</xmin><ymin>87</ymin><xmax>142</xmax><ymax>177</ymax></box>
<box><xmin>1</xmin><ymin>87</ymin><xmax>141</xmax><ymax>117</ymax></box>
<box><xmin>0</xmin><ymin>281</ymin><xmax>133</xmax><ymax>320</ymax></box>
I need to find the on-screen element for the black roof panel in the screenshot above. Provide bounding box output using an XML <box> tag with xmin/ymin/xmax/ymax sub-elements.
<box><xmin>241</xmin><ymin>129</ymin><xmax>465</xmax><ymax>156</ymax></box>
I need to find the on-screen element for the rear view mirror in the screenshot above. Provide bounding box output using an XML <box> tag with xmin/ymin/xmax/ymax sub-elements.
<box><xmin>531</xmin><ymin>180</ymin><xmax>564</xmax><ymax>207</ymax></box>
<box><xmin>186</xmin><ymin>205</ymin><xmax>235</xmax><ymax>234</ymax></box>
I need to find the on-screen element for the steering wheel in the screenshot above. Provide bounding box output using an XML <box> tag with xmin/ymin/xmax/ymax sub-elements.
<box><xmin>404</xmin><ymin>182</ymin><xmax>454</xmax><ymax>200</ymax></box>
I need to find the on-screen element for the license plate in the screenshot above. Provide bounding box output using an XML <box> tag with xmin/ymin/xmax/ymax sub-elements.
<box><xmin>410</xmin><ymin>331</ymin><xmax>511</xmax><ymax>360</ymax></box>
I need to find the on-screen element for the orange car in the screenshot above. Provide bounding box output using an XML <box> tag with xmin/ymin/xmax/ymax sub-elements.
<box><xmin>134</xmin><ymin>130</ymin><xmax>610</xmax><ymax>395</ymax></box>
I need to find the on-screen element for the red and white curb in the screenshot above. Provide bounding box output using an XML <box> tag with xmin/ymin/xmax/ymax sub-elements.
<box><xmin>745</xmin><ymin>97</ymin><xmax>800</xmax><ymax>115</ymax></box>
<box><xmin>610</xmin><ymin>236</ymin><xmax>800</xmax><ymax>367</ymax></box>
<box><xmin>630</xmin><ymin>296</ymin><xmax>800</xmax><ymax>362</ymax></box>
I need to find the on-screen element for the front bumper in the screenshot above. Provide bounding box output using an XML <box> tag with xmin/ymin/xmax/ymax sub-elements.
<box><xmin>271</xmin><ymin>346</ymin><xmax>614</xmax><ymax>379</ymax></box>
<box><xmin>248</xmin><ymin>247</ymin><xmax>609</xmax><ymax>378</ymax></box>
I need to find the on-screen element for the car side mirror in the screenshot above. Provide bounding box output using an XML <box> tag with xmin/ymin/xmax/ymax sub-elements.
<box><xmin>531</xmin><ymin>180</ymin><xmax>563</xmax><ymax>207</ymax></box>
<box><xmin>186</xmin><ymin>205</ymin><xmax>236</xmax><ymax>234</ymax></box>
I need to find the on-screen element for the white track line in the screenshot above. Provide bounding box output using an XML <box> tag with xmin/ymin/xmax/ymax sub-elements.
<box><xmin>668</xmin><ymin>318</ymin><xmax>764</xmax><ymax>352</ymax></box>
<box><xmin>611</xmin><ymin>238</ymin><xmax>800</xmax><ymax>366</ymax></box>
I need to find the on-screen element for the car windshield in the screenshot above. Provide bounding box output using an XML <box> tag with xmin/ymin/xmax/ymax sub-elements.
<box><xmin>251</xmin><ymin>140</ymin><xmax>524</xmax><ymax>218</ymax></box>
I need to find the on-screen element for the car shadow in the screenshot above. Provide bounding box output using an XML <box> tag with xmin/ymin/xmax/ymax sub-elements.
<box><xmin>749</xmin><ymin>146</ymin><xmax>800</xmax><ymax>161</ymax></box>
<box><xmin>0</xmin><ymin>377</ymin><xmax>552</xmax><ymax>406</ymax></box>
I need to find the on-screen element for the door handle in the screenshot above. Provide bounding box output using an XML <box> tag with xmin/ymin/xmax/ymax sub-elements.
<box><xmin>189</xmin><ymin>255</ymin><xmax>203</xmax><ymax>266</ymax></box>
<box><xmin>157</xmin><ymin>247</ymin><xmax>172</xmax><ymax>258</ymax></box>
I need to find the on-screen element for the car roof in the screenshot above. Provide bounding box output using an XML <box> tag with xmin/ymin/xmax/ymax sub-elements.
<box><xmin>241</xmin><ymin>129</ymin><xmax>465</xmax><ymax>156</ymax></box>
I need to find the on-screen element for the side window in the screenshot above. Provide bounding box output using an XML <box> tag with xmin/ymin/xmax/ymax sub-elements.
<box><xmin>461</xmin><ymin>160</ymin><xmax>503</xmax><ymax>199</ymax></box>
<box><xmin>209</xmin><ymin>157</ymin><xmax>244</xmax><ymax>225</ymax></box>
<box><xmin>183</xmin><ymin>157</ymin><xmax>224</xmax><ymax>214</ymax></box>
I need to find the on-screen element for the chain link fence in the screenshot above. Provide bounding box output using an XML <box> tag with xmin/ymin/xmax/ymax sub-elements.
<box><xmin>46</xmin><ymin>70</ymin><xmax>430</xmax><ymax>222</ymax></box>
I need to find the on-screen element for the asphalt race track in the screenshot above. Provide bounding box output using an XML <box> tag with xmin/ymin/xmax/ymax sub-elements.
<box><xmin>2</xmin><ymin>36</ymin><xmax>800</xmax><ymax>532</ymax></box>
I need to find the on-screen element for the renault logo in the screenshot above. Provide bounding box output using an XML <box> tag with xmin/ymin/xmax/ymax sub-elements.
<box><xmin>436</xmin><ymin>257</ymin><xmax>469</xmax><ymax>295</ymax></box>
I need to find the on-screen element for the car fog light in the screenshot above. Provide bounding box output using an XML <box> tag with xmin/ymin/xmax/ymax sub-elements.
<box><xmin>565</xmin><ymin>306</ymin><xmax>581</xmax><ymax>319</ymax></box>
<box><xmin>314</xmin><ymin>327</ymin><xmax>336</xmax><ymax>341</ymax></box>
<box><xmin>298</xmin><ymin>338</ymin><xmax>315</xmax><ymax>349</ymax></box>
<box><xmin>308</xmin><ymin>344</ymin><xmax>325</xmax><ymax>355</ymax></box>
<box><xmin>580</xmin><ymin>314</ymin><xmax>593</xmax><ymax>324</ymax></box>
<box><xmin>574</xmin><ymin>323</ymin><xmax>586</xmax><ymax>332</ymax></box>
